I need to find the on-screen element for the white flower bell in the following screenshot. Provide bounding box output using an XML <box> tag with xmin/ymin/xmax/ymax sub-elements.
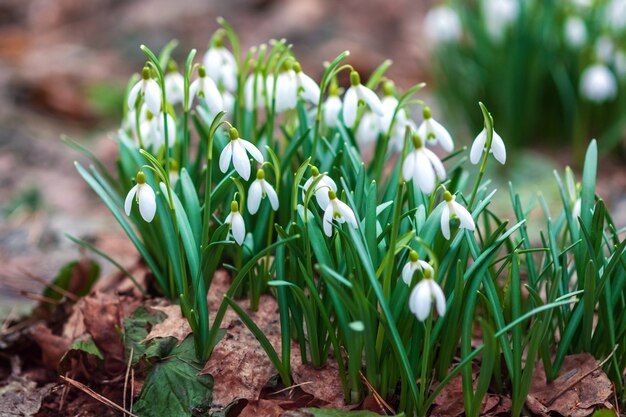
<box><xmin>293</xmin><ymin>61</ymin><xmax>320</xmax><ymax>104</ymax></box>
<box><xmin>248</xmin><ymin>169</ymin><xmax>279</xmax><ymax>215</ymax></box>
<box><xmin>342</xmin><ymin>71</ymin><xmax>384</xmax><ymax>128</ymax></box>
<box><xmin>244</xmin><ymin>72</ymin><xmax>274</xmax><ymax>110</ymax></box>
<box><xmin>401</xmin><ymin>250</ymin><xmax>434</xmax><ymax>286</ymax></box>
<box><xmin>408</xmin><ymin>268</ymin><xmax>446</xmax><ymax>321</ymax></box>
<box><xmin>275</xmin><ymin>61</ymin><xmax>298</xmax><ymax>113</ymax></box>
<box><xmin>203</xmin><ymin>33</ymin><xmax>238</xmax><ymax>93</ymax></box>
<box><xmin>418</xmin><ymin>107</ymin><xmax>454</xmax><ymax>152</ymax></box>
<box><xmin>355</xmin><ymin>111</ymin><xmax>383</xmax><ymax>146</ymax></box>
<box><xmin>423</xmin><ymin>5</ymin><xmax>462</xmax><ymax>44</ymax></box>
<box><xmin>323</xmin><ymin>82</ymin><xmax>343</xmax><ymax>128</ymax></box>
<box><xmin>564</xmin><ymin>16</ymin><xmax>587</xmax><ymax>49</ymax></box>
<box><xmin>188</xmin><ymin>65</ymin><xmax>224</xmax><ymax>114</ymax></box>
<box><xmin>302</xmin><ymin>166</ymin><xmax>337</xmax><ymax>208</ymax></box>
<box><xmin>164</xmin><ymin>61</ymin><xmax>185</xmax><ymax>105</ymax></box>
<box><xmin>219</xmin><ymin>127</ymin><xmax>264</xmax><ymax>181</ymax></box>
<box><xmin>380</xmin><ymin>81</ymin><xmax>410</xmax><ymax>150</ymax></box>
<box><xmin>470</xmin><ymin>127</ymin><xmax>506</xmax><ymax>165</ymax></box>
<box><xmin>128</xmin><ymin>66</ymin><xmax>162</xmax><ymax>116</ymax></box>
<box><xmin>322</xmin><ymin>190</ymin><xmax>358</xmax><ymax>237</ymax></box>
<box><xmin>482</xmin><ymin>0</ymin><xmax>519</xmax><ymax>42</ymax></box>
<box><xmin>579</xmin><ymin>64</ymin><xmax>618</xmax><ymax>103</ymax></box>
<box><xmin>402</xmin><ymin>133</ymin><xmax>446</xmax><ymax>194</ymax></box>
<box><xmin>124</xmin><ymin>171</ymin><xmax>157</xmax><ymax>222</ymax></box>
<box><xmin>225</xmin><ymin>200</ymin><xmax>245</xmax><ymax>245</ymax></box>
<box><xmin>440</xmin><ymin>191</ymin><xmax>475</xmax><ymax>240</ymax></box>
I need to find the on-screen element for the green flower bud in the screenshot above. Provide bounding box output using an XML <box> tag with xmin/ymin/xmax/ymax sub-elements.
<box><xmin>422</xmin><ymin>106</ymin><xmax>432</xmax><ymax>120</ymax></box>
<box><xmin>229</xmin><ymin>127</ymin><xmax>239</xmax><ymax>140</ymax></box>
<box><xmin>409</xmin><ymin>250</ymin><xmax>419</xmax><ymax>262</ymax></box>
<box><xmin>350</xmin><ymin>71</ymin><xmax>361</xmax><ymax>86</ymax></box>
<box><xmin>198</xmin><ymin>65</ymin><xmax>207</xmax><ymax>78</ymax></box>
<box><xmin>328</xmin><ymin>189</ymin><xmax>337</xmax><ymax>200</ymax></box>
<box><xmin>423</xmin><ymin>268</ymin><xmax>432</xmax><ymax>279</ymax></box>
<box><xmin>136</xmin><ymin>171</ymin><xmax>146</xmax><ymax>184</ymax></box>
<box><xmin>231</xmin><ymin>200</ymin><xmax>239</xmax><ymax>212</ymax></box>
<box><xmin>443</xmin><ymin>190</ymin><xmax>453</xmax><ymax>202</ymax></box>
<box><xmin>142</xmin><ymin>66</ymin><xmax>151</xmax><ymax>80</ymax></box>
<box><xmin>311</xmin><ymin>166</ymin><xmax>320</xmax><ymax>177</ymax></box>
<box><xmin>256</xmin><ymin>169</ymin><xmax>265</xmax><ymax>180</ymax></box>
<box><xmin>412</xmin><ymin>133</ymin><xmax>423</xmax><ymax>149</ymax></box>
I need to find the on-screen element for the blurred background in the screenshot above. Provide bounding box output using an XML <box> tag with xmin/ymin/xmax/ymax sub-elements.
<box><xmin>0</xmin><ymin>0</ymin><xmax>625</xmax><ymax>313</ymax></box>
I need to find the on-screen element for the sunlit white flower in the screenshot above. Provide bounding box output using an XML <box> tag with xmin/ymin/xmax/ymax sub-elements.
<box><xmin>128</xmin><ymin>66</ymin><xmax>162</xmax><ymax>115</ymax></box>
<box><xmin>402</xmin><ymin>133</ymin><xmax>446</xmax><ymax>194</ymax></box>
<box><xmin>124</xmin><ymin>171</ymin><xmax>157</xmax><ymax>222</ymax></box>
<box><xmin>440</xmin><ymin>191</ymin><xmax>475</xmax><ymax>240</ymax></box>
<box><xmin>275</xmin><ymin>63</ymin><xmax>298</xmax><ymax>113</ymax></box>
<box><xmin>579</xmin><ymin>64</ymin><xmax>618</xmax><ymax>103</ymax></box>
<box><xmin>294</xmin><ymin>62</ymin><xmax>320</xmax><ymax>104</ymax></box>
<box><xmin>564</xmin><ymin>16</ymin><xmax>587</xmax><ymax>49</ymax></box>
<box><xmin>188</xmin><ymin>66</ymin><xmax>224</xmax><ymax>114</ymax></box>
<box><xmin>401</xmin><ymin>251</ymin><xmax>434</xmax><ymax>286</ymax></box>
<box><xmin>303</xmin><ymin>166</ymin><xmax>337</xmax><ymax>208</ymax></box>
<box><xmin>203</xmin><ymin>35</ymin><xmax>238</xmax><ymax>93</ymax></box>
<box><xmin>594</xmin><ymin>37</ymin><xmax>614</xmax><ymax>63</ymax></box>
<box><xmin>322</xmin><ymin>190</ymin><xmax>358</xmax><ymax>237</ymax></box>
<box><xmin>248</xmin><ymin>169</ymin><xmax>279</xmax><ymax>215</ymax></box>
<box><xmin>470</xmin><ymin>128</ymin><xmax>506</xmax><ymax>165</ymax></box>
<box><xmin>343</xmin><ymin>71</ymin><xmax>384</xmax><ymax>128</ymax></box>
<box><xmin>324</xmin><ymin>94</ymin><xmax>343</xmax><ymax>128</ymax></box>
<box><xmin>355</xmin><ymin>111</ymin><xmax>382</xmax><ymax>146</ymax></box>
<box><xmin>380</xmin><ymin>82</ymin><xmax>411</xmax><ymax>150</ymax></box>
<box><xmin>219</xmin><ymin>127</ymin><xmax>264</xmax><ymax>181</ymax></box>
<box><xmin>418</xmin><ymin>107</ymin><xmax>453</xmax><ymax>152</ymax></box>
<box><xmin>151</xmin><ymin>112</ymin><xmax>177</xmax><ymax>149</ymax></box>
<box><xmin>481</xmin><ymin>0</ymin><xmax>519</xmax><ymax>42</ymax></box>
<box><xmin>606</xmin><ymin>0</ymin><xmax>626</xmax><ymax>32</ymax></box>
<box><xmin>423</xmin><ymin>5</ymin><xmax>462</xmax><ymax>44</ymax></box>
<box><xmin>225</xmin><ymin>200</ymin><xmax>245</xmax><ymax>245</ymax></box>
<box><xmin>164</xmin><ymin>62</ymin><xmax>185</xmax><ymax>105</ymax></box>
<box><xmin>408</xmin><ymin>269</ymin><xmax>446</xmax><ymax>321</ymax></box>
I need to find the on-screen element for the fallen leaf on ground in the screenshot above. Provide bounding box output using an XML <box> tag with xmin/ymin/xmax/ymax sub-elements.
<box><xmin>527</xmin><ymin>353</ymin><xmax>613</xmax><ymax>417</ymax></box>
<box><xmin>0</xmin><ymin>377</ymin><xmax>55</xmax><ymax>417</ymax></box>
<box><xmin>141</xmin><ymin>305</ymin><xmax>191</xmax><ymax>345</ymax></box>
<box><xmin>30</xmin><ymin>323</ymin><xmax>70</xmax><ymax>369</ymax></box>
<box><xmin>291</xmin><ymin>349</ymin><xmax>346</xmax><ymax>409</ymax></box>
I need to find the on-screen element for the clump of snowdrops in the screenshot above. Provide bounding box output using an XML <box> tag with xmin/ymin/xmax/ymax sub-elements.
<box><xmin>70</xmin><ymin>19</ymin><xmax>626</xmax><ymax>416</ymax></box>
<box><xmin>424</xmin><ymin>0</ymin><xmax>626</xmax><ymax>157</ymax></box>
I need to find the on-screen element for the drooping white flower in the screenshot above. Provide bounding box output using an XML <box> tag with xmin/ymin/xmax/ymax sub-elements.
<box><xmin>244</xmin><ymin>73</ymin><xmax>275</xmax><ymax>110</ymax></box>
<box><xmin>188</xmin><ymin>65</ymin><xmax>224</xmax><ymax>114</ymax></box>
<box><xmin>225</xmin><ymin>200</ymin><xmax>245</xmax><ymax>245</ymax></box>
<box><xmin>275</xmin><ymin>62</ymin><xmax>298</xmax><ymax>113</ymax></box>
<box><xmin>579</xmin><ymin>64</ymin><xmax>618</xmax><ymax>103</ymax></box>
<box><xmin>322</xmin><ymin>190</ymin><xmax>358</xmax><ymax>237</ymax></box>
<box><xmin>440</xmin><ymin>191</ymin><xmax>475</xmax><ymax>240</ymax></box>
<box><xmin>418</xmin><ymin>106</ymin><xmax>454</xmax><ymax>152</ymax></box>
<box><xmin>128</xmin><ymin>66</ymin><xmax>162</xmax><ymax>115</ymax></box>
<box><xmin>342</xmin><ymin>71</ymin><xmax>384</xmax><ymax>128</ymax></box>
<box><xmin>470</xmin><ymin>127</ymin><xmax>506</xmax><ymax>165</ymax></box>
<box><xmin>408</xmin><ymin>270</ymin><xmax>446</xmax><ymax>321</ymax></box>
<box><xmin>423</xmin><ymin>5</ymin><xmax>462</xmax><ymax>44</ymax></box>
<box><xmin>481</xmin><ymin>0</ymin><xmax>519</xmax><ymax>42</ymax></box>
<box><xmin>564</xmin><ymin>16</ymin><xmax>588</xmax><ymax>49</ymax></box>
<box><xmin>594</xmin><ymin>36</ymin><xmax>615</xmax><ymax>63</ymax></box>
<box><xmin>248</xmin><ymin>169</ymin><xmax>279</xmax><ymax>215</ymax></box>
<box><xmin>402</xmin><ymin>133</ymin><xmax>446</xmax><ymax>194</ymax></box>
<box><xmin>380</xmin><ymin>81</ymin><xmax>411</xmax><ymax>150</ymax></box>
<box><xmin>164</xmin><ymin>62</ymin><xmax>185</xmax><ymax>105</ymax></box>
<box><xmin>302</xmin><ymin>166</ymin><xmax>337</xmax><ymax>208</ymax></box>
<box><xmin>355</xmin><ymin>111</ymin><xmax>383</xmax><ymax>146</ymax></box>
<box><xmin>151</xmin><ymin>112</ymin><xmax>177</xmax><ymax>149</ymax></box>
<box><xmin>293</xmin><ymin>62</ymin><xmax>320</xmax><ymax>104</ymax></box>
<box><xmin>401</xmin><ymin>250</ymin><xmax>434</xmax><ymax>286</ymax></box>
<box><xmin>124</xmin><ymin>171</ymin><xmax>157</xmax><ymax>222</ymax></box>
<box><xmin>219</xmin><ymin>127</ymin><xmax>264</xmax><ymax>181</ymax></box>
<box><xmin>323</xmin><ymin>82</ymin><xmax>343</xmax><ymax>128</ymax></box>
<box><xmin>203</xmin><ymin>35</ymin><xmax>238</xmax><ymax>93</ymax></box>
<box><xmin>606</xmin><ymin>0</ymin><xmax>626</xmax><ymax>32</ymax></box>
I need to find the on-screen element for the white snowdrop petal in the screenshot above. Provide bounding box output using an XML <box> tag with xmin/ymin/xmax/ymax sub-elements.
<box><xmin>402</xmin><ymin>152</ymin><xmax>416</xmax><ymax>182</ymax></box>
<box><xmin>187</xmin><ymin>80</ymin><xmax>199</xmax><ymax>109</ymax></box>
<box><xmin>302</xmin><ymin>177</ymin><xmax>314</xmax><ymax>202</ymax></box>
<box><xmin>137</xmin><ymin>184</ymin><xmax>157</xmax><ymax>222</ymax></box>
<box><xmin>431</xmin><ymin>281</ymin><xmax>447</xmax><ymax>317</ymax></box>
<box><xmin>572</xmin><ymin>199</ymin><xmax>581</xmax><ymax>219</ymax></box>
<box><xmin>470</xmin><ymin>129</ymin><xmax>487</xmax><ymax>164</ymax></box>
<box><xmin>424</xmin><ymin>148</ymin><xmax>446</xmax><ymax>181</ymax></box>
<box><xmin>453</xmin><ymin>201</ymin><xmax>475</xmax><ymax>231</ymax></box>
<box><xmin>232</xmin><ymin>141</ymin><xmax>251</xmax><ymax>181</ymax></box>
<box><xmin>323</xmin><ymin>204</ymin><xmax>334</xmax><ymax>237</ymax></box>
<box><xmin>240</xmin><ymin>139</ymin><xmax>264</xmax><ymax>164</ymax></box>
<box><xmin>441</xmin><ymin>204</ymin><xmax>451</xmax><ymax>240</ymax></box>
<box><xmin>165</xmin><ymin>73</ymin><xmax>185</xmax><ymax>105</ymax></box>
<box><xmin>247</xmin><ymin>180</ymin><xmax>263</xmax><ymax>215</ymax></box>
<box><xmin>342</xmin><ymin>87</ymin><xmax>359</xmax><ymax>127</ymax></box>
<box><xmin>144</xmin><ymin>80</ymin><xmax>162</xmax><ymax>115</ymax></box>
<box><xmin>124</xmin><ymin>185</ymin><xmax>138</xmax><ymax>216</ymax></box>
<box><xmin>202</xmin><ymin>78</ymin><xmax>224</xmax><ymax>114</ymax></box>
<box><xmin>337</xmin><ymin>200</ymin><xmax>358</xmax><ymax>228</ymax></box>
<box><xmin>231</xmin><ymin>213</ymin><xmax>246</xmax><ymax>245</ymax></box>
<box><xmin>410</xmin><ymin>281</ymin><xmax>432</xmax><ymax>321</ymax></box>
<box><xmin>264</xmin><ymin>182</ymin><xmax>279</xmax><ymax>210</ymax></box>
<box><xmin>219</xmin><ymin>142</ymin><xmax>233</xmax><ymax>173</ymax></box>
<box><xmin>402</xmin><ymin>262</ymin><xmax>415</xmax><ymax>286</ymax></box>
<box><xmin>414</xmin><ymin>151</ymin><xmax>436</xmax><ymax>194</ymax></box>
<box><xmin>127</xmin><ymin>82</ymin><xmax>142</xmax><ymax>110</ymax></box>
<box><xmin>315</xmin><ymin>188</ymin><xmax>331</xmax><ymax>209</ymax></box>
<box><xmin>431</xmin><ymin>119</ymin><xmax>454</xmax><ymax>152</ymax></box>
<box><xmin>358</xmin><ymin>85</ymin><xmax>384</xmax><ymax>116</ymax></box>
<box><xmin>491</xmin><ymin>130</ymin><xmax>507</xmax><ymax>164</ymax></box>
<box><xmin>298</xmin><ymin>72</ymin><xmax>321</xmax><ymax>103</ymax></box>
<box><xmin>324</xmin><ymin>96</ymin><xmax>342</xmax><ymax>128</ymax></box>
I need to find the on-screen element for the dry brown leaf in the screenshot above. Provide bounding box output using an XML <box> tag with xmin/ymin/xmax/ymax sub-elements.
<box><xmin>30</xmin><ymin>323</ymin><xmax>70</xmax><ymax>369</ymax></box>
<box><xmin>290</xmin><ymin>347</ymin><xmax>346</xmax><ymax>409</ymax></box>
<box><xmin>239</xmin><ymin>398</ymin><xmax>285</xmax><ymax>417</ymax></box>
<box><xmin>61</xmin><ymin>303</ymin><xmax>86</xmax><ymax>340</ymax></box>
<box><xmin>527</xmin><ymin>353</ymin><xmax>613</xmax><ymax>417</ymax></box>
<box><xmin>140</xmin><ymin>305</ymin><xmax>191</xmax><ymax>345</ymax></box>
<box><xmin>0</xmin><ymin>375</ymin><xmax>54</xmax><ymax>417</ymax></box>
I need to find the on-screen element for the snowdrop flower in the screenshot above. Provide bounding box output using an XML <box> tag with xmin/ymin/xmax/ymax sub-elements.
<box><xmin>441</xmin><ymin>191</ymin><xmax>475</xmax><ymax>240</ymax></box>
<box><xmin>481</xmin><ymin>0</ymin><xmax>519</xmax><ymax>42</ymax></box>
<box><xmin>401</xmin><ymin>251</ymin><xmax>434</xmax><ymax>286</ymax></box>
<box><xmin>151</xmin><ymin>111</ymin><xmax>177</xmax><ymax>149</ymax></box>
<box><xmin>169</xmin><ymin>160</ymin><xmax>180</xmax><ymax>187</ymax></box>
<box><xmin>164</xmin><ymin>61</ymin><xmax>185</xmax><ymax>105</ymax></box>
<box><xmin>355</xmin><ymin>111</ymin><xmax>382</xmax><ymax>146</ymax></box>
<box><xmin>402</xmin><ymin>133</ymin><xmax>446</xmax><ymax>194</ymax></box>
<box><xmin>380</xmin><ymin>81</ymin><xmax>410</xmax><ymax>149</ymax></box>
<box><xmin>203</xmin><ymin>34</ymin><xmax>238</xmax><ymax>93</ymax></box>
<box><xmin>293</xmin><ymin>62</ymin><xmax>320</xmax><ymax>104</ymax></box>
<box><xmin>188</xmin><ymin>66</ymin><xmax>224</xmax><ymax>114</ymax></box>
<box><xmin>564</xmin><ymin>16</ymin><xmax>587</xmax><ymax>49</ymax></box>
<box><xmin>275</xmin><ymin>61</ymin><xmax>298</xmax><ymax>113</ymax></box>
<box><xmin>579</xmin><ymin>64</ymin><xmax>618</xmax><ymax>103</ymax></box>
<box><xmin>244</xmin><ymin>73</ymin><xmax>275</xmax><ymax>110</ymax></box>
<box><xmin>128</xmin><ymin>66</ymin><xmax>162</xmax><ymax>115</ymax></box>
<box><xmin>423</xmin><ymin>5</ymin><xmax>462</xmax><ymax>44</ymax></box>
<box><xmin>323</xmin><ymin>82</ymin><xmax>342</xmax><ymax>128</ymax></box>
<box><xmin>219</xmin><ymin>127</ymin><xmax>264</xmax><ymax>181</ymax></box>
<box><xmin>322</xmin><ymin>190</ymin><xmax>358</xmax><ymax>237</ymax></box>
<box><xmin>124</xmin><ymin>171</ymin><xmax>157</xmax><ymax>223</ymax></box>
<box><xmin>408</xmin><ymin>268</ymin><xmax>446</xmax><ymax>321</ymax></box>
<box><xmin>470</xmin><ymin>127</ymin><xmax>506</xmax><ymax>165</ymax></box>
<box><xmin>343</xmin><ymin>71</ymin><xmax>384</xmax><ymax>128</ymax></box>
<box><xmin>606</xmin><ymin>0</ymin><xmax>626</xmax><ymax>32</ymax></box>
<box><xmin>225</xmin><ymin>200</ymin><xmax>245</xmax><ymax>245</ymax></box>
<box><xmin>594</xmin><ymin>37</ymin><xmax>614</xmax><ymax>63</ymax></box>
<box><xmin>248</xmin><ymin>169</ymin><xmax>279</xmax><ymax>215</ymax></box>
<box><xmin>418</xmin><ymin>107</ymin><xmax>454</xmax><ymax>152</ymax></box>
<box><xmin>303</xmin><ymin>166</ymin><xmax>337</xmax><ymax>208</ymax></box>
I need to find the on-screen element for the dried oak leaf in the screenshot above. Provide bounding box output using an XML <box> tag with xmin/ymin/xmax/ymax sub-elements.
<box><xmin>527</xmin><ymin>353</ymin><xmax>613</xmax><ymax>417</ymax></box>
<box><xmin>239</xmin><ymin>398</ymin><xmax>285</xmax><ymax>417</ymax></box>
<box><xmin>30</xmin><ymin>323</ymin><xmax>70</xmax><ymax>369</ymax></box>
<box><xmin>140</xmin><ymin>305</ymin><xmax>191</xmax><ymax>345</ymax></box>
<box><xmin>200</xmin><ymin>294</ymin><xmax>281</xmax><ymax>409</ymax></box>
<box><xmin>290</xmin><ymin>347</ymin><xmax>346</xmax><ymax>409</ymax></box>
